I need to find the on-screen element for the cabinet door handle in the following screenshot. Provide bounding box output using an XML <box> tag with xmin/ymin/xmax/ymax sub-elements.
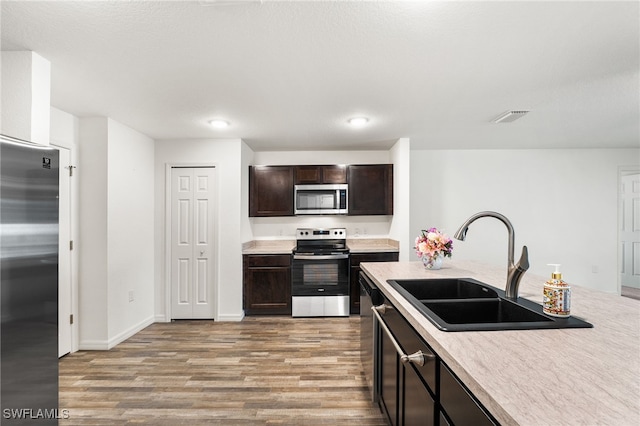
<box><xmin>401</xmin><ymin>351</ymin><xmax>431</xmax><ymax>366</ymax></box>
<box><xmin>293</xmin><ymin>254</ymin><xmax>349</xmax><ymax>260</ymax></box>
<box><xmin>373</xmin><ymin>304</ymin><xmax>393</xmax><ymax>314</ymax></box>
<box><xmin>372</xmin><ymin>305</ymin><xmax>436</xmax><ymax>367</ymax></box>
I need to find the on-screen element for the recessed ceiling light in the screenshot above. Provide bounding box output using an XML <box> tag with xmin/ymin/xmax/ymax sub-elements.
<box><xmin>208</xmin><ymin>119</ymin><xmax>229</xmax><ymax>128</ymax></box>
<box><xmin>348</xmin><ymin>117</ymin><xmax>369</xmax><ymax>127</ymax></box>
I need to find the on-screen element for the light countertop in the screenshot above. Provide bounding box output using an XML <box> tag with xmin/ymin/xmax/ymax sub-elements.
<box><xmin>347</xmin><ymin>238</ymin><xmax>399</xmax><ymax>253</ymax></box>
<box><xmin>360</xmin><ymin>260</ymin><xmax>640</xmax><ymax>426</ymax></box>
<box><xmin>241</xmin><ymin>240</ymin><xmax>295</xmax><ymax>255</ymax></box>
<box><xmin>242</xmin><ymin>238</ymin><xmax>399</xmax><ymax>254</ymax></box>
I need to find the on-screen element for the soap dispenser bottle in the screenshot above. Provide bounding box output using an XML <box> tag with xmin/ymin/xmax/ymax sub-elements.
<box><xmin>543</xmin><ymin>264</ymin><xmax>571</xmax><ymax>317</ymax></box>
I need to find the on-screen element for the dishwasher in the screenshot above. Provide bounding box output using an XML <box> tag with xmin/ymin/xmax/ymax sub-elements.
<box><xmin>359</xmin><ymin>271</ymin><xmax>383</xmax><ymax>402</ymax></box>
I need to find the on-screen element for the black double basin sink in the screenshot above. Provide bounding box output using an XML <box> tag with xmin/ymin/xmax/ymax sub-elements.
<box><xmin>387</xmin><ymin>278</ymin><xmax>593</xmax><ymax>331</ymax></box>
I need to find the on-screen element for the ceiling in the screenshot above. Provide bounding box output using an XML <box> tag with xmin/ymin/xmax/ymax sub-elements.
<box><xmin>1</xmin><ymin>0</ymin><xmax>638</xmax><ymax>151</ymax></box>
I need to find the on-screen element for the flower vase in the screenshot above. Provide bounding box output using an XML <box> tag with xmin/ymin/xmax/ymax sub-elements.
<box><xmin>422</xmin><ymin>254</ymin><xmax>443</xmax><ymax>270</ymax></box>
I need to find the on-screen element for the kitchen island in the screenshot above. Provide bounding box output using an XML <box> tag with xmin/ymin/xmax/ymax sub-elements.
<box><xmin>361</xmin><ymin>260</ymin><xmax>640</xmax><ymax>426</ymax></box>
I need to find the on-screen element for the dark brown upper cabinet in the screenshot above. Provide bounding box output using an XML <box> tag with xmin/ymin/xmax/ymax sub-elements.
<box><xmin>249</xmin><ymin>163</ymin><xmax>393</xmax><ymax>217</ymax></box>
<box><xmin>249</xmin><ymin>166</ymin><xmax>294</xmax><ymax>217</ymax></box>
<box><xmin>294</xmin><ymin>165</ymin><xmax>347</xmax><ymax>184</ymax></box>
<box><xmin>348</xmin><ymin>164</ymin><xmax>393</xmax><ymax>216</ymax></box>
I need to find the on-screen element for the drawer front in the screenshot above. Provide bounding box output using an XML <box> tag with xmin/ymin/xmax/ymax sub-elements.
<box><xmin>380</xmin><ymin>300</ymin><xmax>437</xmax><ymax>395</ymax></box>
<box><xmin>245</xmin><ymin>254</ymin><xmax>291</xmax><ymax>268</ymax></box>
<box><xmin>350</xmin><ymin>252</ymin><xmax>399</xmax><ymax>266</ymax></box>
<box><xmin>440</xmin><ymin>362</ymin><xmax>496</xmax><ymax>426</ymax></box>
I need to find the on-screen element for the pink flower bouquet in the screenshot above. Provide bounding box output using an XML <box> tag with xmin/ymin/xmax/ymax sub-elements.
<box><xmin>414</xmin><ymin>227</ymin><xmax>453</xmax><ymax>259</ymax></box>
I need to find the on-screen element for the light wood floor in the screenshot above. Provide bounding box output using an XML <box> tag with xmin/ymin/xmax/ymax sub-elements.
<box><xmin>59</xmin><ymin>316</ymin><xmax>387</xmax><ymax>425</ymax></box>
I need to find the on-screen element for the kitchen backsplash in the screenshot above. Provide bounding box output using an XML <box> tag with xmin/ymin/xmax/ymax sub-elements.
<box><xmin>250</xmin><ymin>215</ymin><xmax>392</xmax><ymax>239</ymax></box>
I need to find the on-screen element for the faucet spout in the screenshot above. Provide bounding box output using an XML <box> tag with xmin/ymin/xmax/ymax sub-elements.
<box><xmin>454</xmin><ymin>211</ymin><xmax>529</xmax><ymax>300</ymax></box>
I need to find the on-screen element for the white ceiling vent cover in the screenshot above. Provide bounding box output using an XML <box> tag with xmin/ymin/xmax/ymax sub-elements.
<box><xmin>198</xmin><ymin>0</ymin><xmax>263</xmax><ymax>5</ymax></box>
<box><xmin>492</xmin><ymin>110</ymin><xmax>530</xmax><ymax>123</ymax></box>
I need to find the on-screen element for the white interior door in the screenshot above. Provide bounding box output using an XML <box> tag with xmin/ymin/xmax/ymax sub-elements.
<box><xmin>620</xmin><ymin>173</ymin><xmax>640</xmax><ymax>289</ymax></box>
<box><xmin>171</xmin><ymin>167</ymin><xmax>217</xmax><ymax>319</ymax></box>
<box><xmin>58</xmin><ymin>147</ymin><xmax>72</xmax><ymax>357</ymax></box>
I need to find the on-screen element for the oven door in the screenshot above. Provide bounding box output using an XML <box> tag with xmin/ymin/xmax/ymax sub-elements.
<box><xmin>291</xmin><ymin>253</ymin><xmax>350</xmax><ymax>296</ymax></box>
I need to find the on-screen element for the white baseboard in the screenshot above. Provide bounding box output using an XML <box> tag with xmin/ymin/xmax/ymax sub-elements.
<box><xmin>158</xmin><ymin>313</ymin><xmax>243</xmax><ymax>322</ymax></box>
<box><xmin>78</xmin><ymin>340</ymin><xmax>110</xmax><ymax>351</ymax></box>
<box><xmin>107</xmin><ymin>315</ymin><xmax>155</xmax><ymax>349</ymax></box>
<box><xmin>78</xmin><ymin>315</ymin><xmax>155</xmax><ymax>351</ymax></box>
<box><xmin>217</xmin><ymin>311</ymin><xmax>245</xmax><ymax>322</ymax></box>
<box><xmin>154</xmin><ymin>314</ymin><xmax>169</xmax><ymax>323</ymax></box>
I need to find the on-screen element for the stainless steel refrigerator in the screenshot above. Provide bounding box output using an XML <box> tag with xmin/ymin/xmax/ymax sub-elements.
<box><xmin>1</xmin><ymin>134</ymin><xmax>59</xmax><ymax>424</ymax></box>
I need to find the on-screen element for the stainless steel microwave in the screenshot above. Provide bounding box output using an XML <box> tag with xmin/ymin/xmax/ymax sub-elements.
<box><xmin>294</xmin><ymin>184</ymin><xmax>348</xmax><ymax>215</ymax></box>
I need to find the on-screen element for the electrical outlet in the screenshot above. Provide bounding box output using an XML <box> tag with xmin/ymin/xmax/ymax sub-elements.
<box><xmin>129</xmin><ymin>290</ymin><xmax>134</xmax><ymax>302</ymax></box>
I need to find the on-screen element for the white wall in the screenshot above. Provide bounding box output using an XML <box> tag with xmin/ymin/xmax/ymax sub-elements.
<box><xmin>78</xmin><ymin>117</ymin><xmax>155</xmax><ymax>349</ymax></box>
<box><xmin>409</xmin><ymin>148</ymin><xmax>640</xmax><ymax>294</ymax></box>
<box><xmin>241</xmin><ymin>141</ymin><xmax>255</xmax><ymax>243</ymax></box>
<box><xmin>389</xmin><ymin>138</ymin><xmax>411</xmax><ymax>260</ymax></box>
<box><xmin>78</xmin><ymin>118</ymin><xmax>109</xmax><ymax>346</ymax></box>
<box><xmin>0</xmin><ymin>51</ymin><xmax>51</xmax><ymax>144</ymax></box>
<box><xmin>250</xmin><ymin>150</ymin><xmax>394</xmax><ymax>240</ymax></box>
<box><xmin>50</xmin><ymin>108</ymin><xmax>79</xmax><ymax>148</ymax></box>
<box><xmin>106</xmin><ymin>119</ymin><xmax>155</xmax><ymax>345</ymax></box>
<box><xmin>253</xmin><ymin>150</ymin><xmax>390</xmax><ymax>165</ymax></box>
<box><xmin>154</xmin><ymin>138</ymin><xmax>244</xmax><ymax>322</ymax></box>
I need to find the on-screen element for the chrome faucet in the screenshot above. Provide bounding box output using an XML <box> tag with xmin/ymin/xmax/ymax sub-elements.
<box><xmin>454</xmin><ymin>211</ymin><xmax>529</xmax><ymax>300</ymax></box>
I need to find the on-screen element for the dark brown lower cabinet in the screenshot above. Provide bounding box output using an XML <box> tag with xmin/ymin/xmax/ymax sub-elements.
<box><xmin>350</xmin><ymin>252</ymin><xmax>399</xmax><ymax>314</ymax></box>
<box><xmin>440</xmin><ymin>412</ymin><xmax>452</xmax><ymax>426</ymax></box>
<box><xmin>440</xmin><ymin>363</ymin><xmax>496</xmax><ymax>426</ymax></box>
<box><xmin>378</xmin><ymin>293</ymin><xmax>437</xmax><ymax>425</ymax></box>
<box><xmin>380</xmin><ymin>325</ymin><xmax>399</xmax><ymax>423</ymax></box>
<box><xmin>403</xmin><ymin>364</ymin><xmax>436</xmax><ymax>425</ymax></box>
<box><xmin>374</xmin><ymin>289</ymin><xmax>497</xmax><ymax>426</ymax></box>
<box><xmin>243</xmin><ymin>254</ymin><xmax>291</xmax><ymax>315</ymax></box>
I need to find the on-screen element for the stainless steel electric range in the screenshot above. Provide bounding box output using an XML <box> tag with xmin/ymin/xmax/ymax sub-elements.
<box><xmin>291</xmin><ymin>228</ymin><xmax>350</xmax><ymax>317</ymax></box>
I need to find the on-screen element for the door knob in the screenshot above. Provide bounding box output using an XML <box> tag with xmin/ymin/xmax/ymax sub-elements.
<box><xmin>200</xmin><ymin>251</ymin><xmax>204</xmax><ymax>256</ymax></box>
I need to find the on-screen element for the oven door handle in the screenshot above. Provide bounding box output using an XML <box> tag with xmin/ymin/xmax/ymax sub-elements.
<box><xmin>293</xmin><ymin>254</ymin><xmax>349</xmax><ymax>260</ymax></box>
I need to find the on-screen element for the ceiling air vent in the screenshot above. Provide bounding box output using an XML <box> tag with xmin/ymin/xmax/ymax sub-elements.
<box><xmin>198</xmin><ymin>0</ymin><xmax>262</xmax><ymax>5</ymax></box>
<box><xmin>492</xmin><ymin>110</ymin><xmax>530</xmax><ymax>123</ymax></box>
